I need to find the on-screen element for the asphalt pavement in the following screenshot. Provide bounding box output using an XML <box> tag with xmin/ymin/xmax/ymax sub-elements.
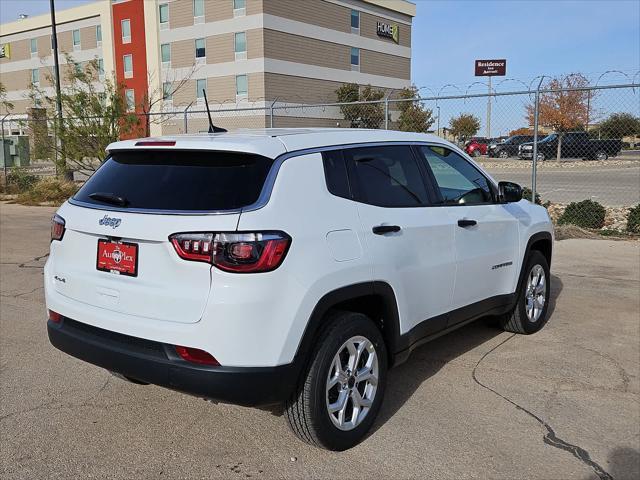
<box><xmin>1</xmin><ymin>203</ymin><xmax>639</xmax><ymax>479</ymax></box>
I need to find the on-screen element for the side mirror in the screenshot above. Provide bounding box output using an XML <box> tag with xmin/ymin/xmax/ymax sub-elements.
<box><xmin>498</xmin><ymin>181</ymin><xmax>523</xmax><ymax>203</ymax></box>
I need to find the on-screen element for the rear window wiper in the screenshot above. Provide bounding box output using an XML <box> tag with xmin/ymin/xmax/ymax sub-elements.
<box><xmin>89</xmin><ymin>192</ymin><xmax>129</xmax><ymax>207</ymax></box>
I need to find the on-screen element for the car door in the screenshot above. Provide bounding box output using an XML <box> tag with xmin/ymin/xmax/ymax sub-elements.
<box><xmin>416</xmin><ymin>145</ymin><xmax>519</xmax><ymax>325</ymax></box>
<box><xmin>343</xmin><ymin>145</ymin><xmax>456</xmax><ymax>337</ymax></box>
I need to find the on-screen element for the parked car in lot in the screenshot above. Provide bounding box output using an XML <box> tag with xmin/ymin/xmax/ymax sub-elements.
<box><xmin>518</xmin><ymin>131</ymin><xmax>623</xmax><ymax>161</ymax></box>
<box><xmin>465</xmin><ymin>137</ymin><xmax>489</xmax><ymax>157</ymax></box>
<box><xmin>46</xmin><ymin>128</ymin><xmax>553</xmax><ymax>451</ymax></box>
<box><xmin>489</xmin><ymin>135</ymin><xmax>537</xmax><ymax>158</ymax></box>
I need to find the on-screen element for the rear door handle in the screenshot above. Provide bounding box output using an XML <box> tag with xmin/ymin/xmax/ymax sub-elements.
<box><xmin>372</xmin><ymin>225</ymin><xmax>401</xmax><ymax>235</ymax></box>
<box><xmin>457</xmin><ymin>219</ymin><xmax>477</xmax><ymax>228</ymax></box>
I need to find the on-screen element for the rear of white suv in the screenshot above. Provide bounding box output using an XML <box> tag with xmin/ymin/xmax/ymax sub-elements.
<box><xmin>46</xmin><ymin>130</ymin><xmax>553</xmax><ymax>451</ymax></box>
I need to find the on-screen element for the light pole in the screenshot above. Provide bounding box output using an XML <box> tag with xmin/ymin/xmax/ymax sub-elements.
<box><xmin>49</xmin><ymin>0</ymin><xmax>65</xmax><ymax>177</ymax></box>
<box><xmin>436</xmin><ymin>105</ymin><xmax>441</xmax><ymax>136</ymax></box>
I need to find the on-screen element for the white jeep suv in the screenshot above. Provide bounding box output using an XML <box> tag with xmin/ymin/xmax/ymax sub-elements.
<box><xmin>46</xmin><ymin>129</ymin><xmax>553</xmax><ymax>450</ymax></box>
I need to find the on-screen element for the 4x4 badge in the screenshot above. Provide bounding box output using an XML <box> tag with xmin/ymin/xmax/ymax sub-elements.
<box><xmin>99</xmin><ymin>215</ymin><xmax>122</xmax><ymax>229</ymax></box>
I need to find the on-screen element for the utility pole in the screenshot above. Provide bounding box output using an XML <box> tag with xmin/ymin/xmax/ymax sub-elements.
<box><xmin>486</xmin><ymin>76</ymin><xmax>491</xmax><ymax>138</ymax></box>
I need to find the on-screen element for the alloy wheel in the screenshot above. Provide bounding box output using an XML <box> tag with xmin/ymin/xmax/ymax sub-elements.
<box><xmin>326</xmin><ymin>336</ymin><xmax>379</xmax><ymax>431</ymax></box>
<box><xmin>525</xmin><ymin>264</ymin><xmax>546</xmax><ymax>322</ymax></box>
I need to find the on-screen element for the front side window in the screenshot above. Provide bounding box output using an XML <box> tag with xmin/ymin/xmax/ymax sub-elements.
<box><xmin>159</xmin><ymin>3</ymin><xmax>169</xmax><ymax>24</ymax></box>
<box><xmin>195</xmin><ymin>38</ymin><xmax>206</xmax><ymax>58</ymax></box>
<box><xmin>234</xmin><ymin>32</ymin><xmax>246</xmax><ymax>53</ymax></box>
<box><xmin>30</xmin><ymin>38</ymin><xmax>38</xmax><ymax>54</ymax></box>
<box><xmin>351</xmin><ymin>10</ymin><xmax>360</xmax><ymax>29</ymax></box>
<box><xmin>196</xmin><ymin>78</ymin><xmax>207</xmax><ymax>98</ymax></box>
<box><xmin>161</xmin><ymin>43</ymin><xmax>171</xmax><ymax>63</ymax></box>
<box><xmin>96</xmin><ymin>25</ymin><xmax>102</xmax><ymax>42</ymax></box>
<box><xmin>123</xmin><ymin>54</ymin><xmax>133</xmax><ymax>76</ymax></box>
<box><xmin>193</xmin><ymin>0</ymin><xmax>204</xmax><ymax>17</ymax></box>
<box><xmin>350</xmin><ymin>47</ymin><xmax>359</xmax><ymax>66</ymax></box>
<box><xmin>345</xmin><ymin>146</ymin><xmax>429</xmax><ymax>208</ymax></box>
<box><xmin>72</xmin><ymin>29</ymin><xmax>81</xmax><ymax>47</ymax></box>
<box><xmin>235</xmin><ymin>74</ymin><xmax>248</xmax><ymax>96</ymax></box>
<box><xmin>420</xmin><ymin>146</ymin><xmax>493</xmax><ymax>205</ymax></box>
<box><xmin>121</xmin><ymin>19</ymin><xmax>131</xmax><ymax>42</ymax></box>
<box><xmin>125</xmin><ymin>89</ymin><xmax>135</xmax><ymax>111</ymax></box>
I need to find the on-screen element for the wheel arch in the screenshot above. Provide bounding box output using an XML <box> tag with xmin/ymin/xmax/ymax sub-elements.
<box><xmin>291</xmin><ymin>282</ymin><xmax>402</xmax><ymax>376</ymax></box>
<box><xmin>516</xmin><ymin>231</ymin><xmax>553</xmax><ymax>294</ymax></box>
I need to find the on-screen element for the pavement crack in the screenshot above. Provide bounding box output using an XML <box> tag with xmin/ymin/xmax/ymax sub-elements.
<box><xmin>472</xmin><ymin>334</ymin><xmax>614</xmax><ymax>480</ymax></box>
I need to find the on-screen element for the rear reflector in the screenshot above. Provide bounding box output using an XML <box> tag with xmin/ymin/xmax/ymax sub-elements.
<box><xmin>175</xmin><ymin>346</ymin><xmax>220</xmax><ymax>366</ymax></box>
<box><xmin>134</xmin><ymin>141</ymin><xmax>176</xmax><ymax>147</ymax></box>
<box><xmin>48</xmin><ymin>309</ymin><xmax>63</xmax><ymax>323</ymax></box>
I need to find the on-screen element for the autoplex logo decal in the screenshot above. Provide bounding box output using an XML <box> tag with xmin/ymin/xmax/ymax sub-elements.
<box><xmin>102</xmin><ymin>247</ymin><xmax>133</xmax><ymax>264</ymax></box>
<box><xmin>99</xmin><ymin>215</ymin><xmax>122</xmax><ymax>228</ymax></box>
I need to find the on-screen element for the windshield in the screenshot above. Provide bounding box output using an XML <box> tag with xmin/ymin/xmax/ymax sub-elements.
<box><xmin>539</xmin><ymin>134</ymin><xmax>557</xmax><ymax>143</ymax></box>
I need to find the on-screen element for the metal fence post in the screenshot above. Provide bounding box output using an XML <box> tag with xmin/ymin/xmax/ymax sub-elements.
<box><xmin>531</xmin><ymin>78</ymin><xmax>544</xmax><ymax>203</ymax></box>
<box><xmin>384</xmin><ymin>98</ymin><xmax>389</xmax><ymax>130</ymax></box>
<box><xmin>183</xmin><ymin>102</ymin><xmax>193</xmax><ymax>134</ymax></box>
<box><xmin>1</xmin><ymin>115</ymin><xmax>8</xmax><ymax>184</ymax></box>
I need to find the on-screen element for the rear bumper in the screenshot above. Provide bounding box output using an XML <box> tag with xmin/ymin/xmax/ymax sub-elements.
<box><xmin>47</xmin><ymin>317</ymin><xmax>299</xmax><ymax>406</ymax></box>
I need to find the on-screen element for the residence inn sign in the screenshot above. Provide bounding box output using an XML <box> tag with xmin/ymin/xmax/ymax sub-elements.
<box><xmin>475</xmin><ymin>59</ymin><xmax>507</xmax><ymax>76</ymax></box>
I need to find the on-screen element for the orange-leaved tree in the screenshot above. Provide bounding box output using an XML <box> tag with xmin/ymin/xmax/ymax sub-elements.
<box><xmin>526</xmin><ymin>73</ymin><xmax>594</xmax><ymax>161</ymax></box>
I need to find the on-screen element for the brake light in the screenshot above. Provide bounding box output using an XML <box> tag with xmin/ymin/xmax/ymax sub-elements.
<box><xmin>135</xmin><ymin>140</ymin><xmax>176</xmax><ymax>147</ymax></box>
<box><xmin>51</xmin><ymin>214</ymin><xmax>65</xmax><ymax>242</ymax></box>
<box><xmin>169</xmin><ymin>231</ymin><xmax>291</xmax><ymax>273</ymax></box>
<box><xmin>48</xmin><ymin>309</ymin><xmax>63</xmax><ymax>323</ymax></box>
<box><xmin>175</xmin><ymin>345</ymin><xmax>219</xmax><ymax>366</ymax></box>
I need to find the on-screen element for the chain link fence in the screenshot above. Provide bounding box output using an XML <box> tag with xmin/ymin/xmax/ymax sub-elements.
<box><xmin>2</xmin><ymin>83</ymin><xmax>639</xmax><ymax>233</ymax></box>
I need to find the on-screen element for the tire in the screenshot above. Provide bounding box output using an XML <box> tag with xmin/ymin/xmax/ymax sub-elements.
<box><xmin>501</xmin><ymin>251</ymin><xmax>551</xmax><ymax>334</ymax></box>
<box><xmin>595</xmin><ymin>151</ymin><xmax>608</xmax><ymax>161</ymax></box>
<box><xmin>471</xmin><ymin>149</ymin><xmax>481</xmax><ymax>157</ymax></box>
<box><xmin>536</xmin><ymin>152</ymin><xmax>546</xmax><ymax>162</ymax></box>
<box><xmin>284</xmin><ymin>311</ymin><xmax>388</xmax><ymax>451</ymax></box>
<box><xmin>498</xmin><ymin>150</ymin><xmax>509</xmax><ymax>159</ymax></box>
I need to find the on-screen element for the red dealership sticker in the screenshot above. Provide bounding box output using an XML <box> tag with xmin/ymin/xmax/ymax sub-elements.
<box><xmin>96</xmin><ymin>240</ymin><xmax>138</xmax><ymax>276</ymax></box>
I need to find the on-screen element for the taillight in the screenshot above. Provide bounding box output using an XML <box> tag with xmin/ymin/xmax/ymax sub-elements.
<box><xmin>175</xmin><ymin>345</ymin><xmax>219</xmax><ymax>366</ymax></box>
<box><xmin>169</xmin><ymin>231</ymin><xmax>291</xmax><ymax>273</ymax></box>
<box><xmin>51</xmin><ymin>214</ymin><xmax>65</xmax><ymax>242</ymax></box>
<box><xmin>48</xmin><ymin>309</ymin><xmax>63</xmax><ymax>323</ymax></box>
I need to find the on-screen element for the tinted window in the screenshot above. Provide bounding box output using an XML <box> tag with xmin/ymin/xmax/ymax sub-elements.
<box><xmin>322</xmin><ymin>150</ymin><xmax>351</xmax><ymax>199</ymax></box>
<box><xmin>345</xmin><ymin>146</ymin><xmax>429</xmax><ymax>207</ymax></box>
<box><xmin>420</xmin><ymin>146</ymin><xmax>493</xmax><ymax>205</ymax></box>
<box><xmin>74</xmin><ymin>150</ymin><xmax>274</xmax><ymax>211</ymax></box>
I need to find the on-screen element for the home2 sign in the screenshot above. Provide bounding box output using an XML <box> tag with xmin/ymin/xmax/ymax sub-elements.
<box><xmin>377</xmin><ymin>22</ymin><xmax>399</xmax><ymax>43</ymax></box>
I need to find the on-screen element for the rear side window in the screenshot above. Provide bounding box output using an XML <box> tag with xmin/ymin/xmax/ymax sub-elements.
<box><xmin>344</xmin><ymin>145</ymin><xmax>429</xmax><ymax>208</ymax></box>
<box><xmin>322</xmin><ymin>150</ymin><xmax>351</xmax><ymax>199</ymax></box>
<box><xmin>74</xmin><ymin>150</ymin><xmax>274</xmax><ymax>211</ymax></box>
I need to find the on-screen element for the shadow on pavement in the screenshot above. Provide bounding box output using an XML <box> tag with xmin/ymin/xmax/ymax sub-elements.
<box><xmin>372</xmin><ymin>273</ymin><xmax>564</xmax><ymax>433</ymax></box>
<box><xmin>600</xmin><ymin>447</ymin><xmax>640</xmax><ymax>480</ymax></box>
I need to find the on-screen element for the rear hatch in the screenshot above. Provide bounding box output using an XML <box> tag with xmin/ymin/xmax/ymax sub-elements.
<box><xmin>51</xmin><ymin>148</ymin><xmax>275</xmax><ymax>324</ymax></box>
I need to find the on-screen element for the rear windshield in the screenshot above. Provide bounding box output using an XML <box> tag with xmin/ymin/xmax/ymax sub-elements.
<box><xmin>74</xmin><ymin>150</ymin><xmax>274</xmax><ymax>211</ymax></box>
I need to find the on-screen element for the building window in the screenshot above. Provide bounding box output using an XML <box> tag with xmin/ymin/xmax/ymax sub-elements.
<box><xmin>72</xmin><ymin>29</ymin><xmax>81</xmax><ymax>50</ymax></box>
<box><xmin>235</xmin><ymin>74</ymin><xmax>248</xmax><ymax>98</ymax></box>
<box><xmin>123</xmin><ymin>54</ymin><xmax>133</xmax><ymax>78</ymax></box>
<box><xmin>121</xmin><ymin>19</ymin><xmax>131</xmax><ymax>44</ymax></box>
<box><xmin>195</xmin><ymin>38</ymin><xmax>206</xmax><ymax>61</ymax></box>
<box><xmin>74</xmin><ymin>62</ymin><xmax>83</xmax><ymax>74</ymax></box>
<box><xmin>163</xmin><ymin>82</ymin><xmax>173</xmax><ymax>101</ymax></box>
<box><xmin>161</xmin><ymin>43</ymin><xmax>171</xmax><ymax>65</ymax></box>
<box><xmin>96</xmin><ymin>25</ymin><xmax>102</xmax><ymax>45</ymax></box>
<box><xmin>350</xmin><ymin>47</ymin><xmax>360</xmax><ymax>71</ymax></box>
<box><xmin>193</xmin><ymin>0</ymin><xmax>204</xmax><ymax>23</ymax></box>
<box><xmin>234</xmin><ymin>32</ymin><xmax>246</xmax><ymax>60</ymax></box>
<box><xmin>233</xmin><ymin>0</ymin><xmax>246</xmax><ymax>17</ymax></box>
<box><xmin>196</xmin><ymin>78</ymin><xmax>207</xmax><ymax>101</ymax></box>
<box><xmin>98</xmin><ymin>58</ymin><xmax>105</xmax><ymax>79</ymax></box>
<box><xmin>30</xmin><ymin>38</ymin><xmax>38</xmax><ymax>56</ymax></box>
<box><xmin>351</xmin><ymin>10</ymin><xmax>360</xmax><ymax>33</ymax></box>
<box><xmin>159</xmin><ymin>3</ymin><xmax>169</xmax><ymax>28</ymax></box>
<box><xmin>125</xmin><ymin>89</ymin><xmax>135</xmax><ymax>111</ymax></box>
<box><xmin>31</xmin><ymin>68</ymin><xmax>40</xmax><ymax>86</ymax></box>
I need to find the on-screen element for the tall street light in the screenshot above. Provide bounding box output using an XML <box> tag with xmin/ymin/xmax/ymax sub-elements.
<box><xmin>49</xmin><ymin>0</ymin><xmax>64</xmax><ymax>176</ymax></box>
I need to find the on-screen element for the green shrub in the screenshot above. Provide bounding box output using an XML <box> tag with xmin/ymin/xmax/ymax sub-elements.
<box><xmin>6</xmin><ymin>167</ymin><xmax>39</xmax><ymax>193</ymax></box>
<box><xmin>16</xmin><ymin>177</ymin><xmax>78</xmax><ymax>205</ymax></box>
<box><xmin>627</xmin><ymin>205</ymin><xmax>640</xmax><ymax>233</ymax></box>
<box><xmin>522</xmin><ymin>187</ymin><xmax>542</xmax><ymax>205</ymax></box>
<box><xmin>558</xmin><ymin>199</ymin><xmax>606</xmax><ymax>229</ymax></box>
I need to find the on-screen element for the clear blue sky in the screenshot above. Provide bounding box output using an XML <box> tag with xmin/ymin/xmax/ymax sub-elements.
<box><xmin>2</xmin><ymin>0</ymin><xmax>639</xmax><ymax>90</ymax></box>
